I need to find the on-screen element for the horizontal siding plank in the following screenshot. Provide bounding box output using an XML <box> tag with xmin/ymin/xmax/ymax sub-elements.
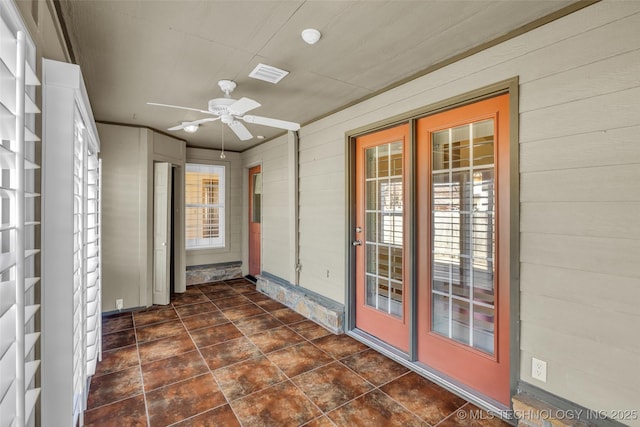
<box><xmin>520</xmin><ymin>125</ymin><xmax>640</xmax><ymax>172</ymax></box>
<box><xmin>520</xmin><ymin>292</ymin><xmax>640</xmax><ymax>354</ymax></box>
<box><xmin>520</xmin><ymin>349</ymin><xmax>640</xmax><ymax>420</ymax></box>
<box><xmin>521</xmin><ymin>164</ymin><xmax>640</xmax><ymax>202</ymax></box>
<box><xmin>520</xmin><ymin>49</ymin><xmax>640</xmax><ymax>113</ymax></box>
<box><xmin>521</xmin><ymin>232</ymin><xmax>640</xmax><ymax>279</ymax></box>
<box><xmin>520</xmin><ymin>323</ymin><xmax>640</xmax><ymax>390</ymax></box>
<box><xmin>520</xmin><ymin>86</ymin><xmax>640</xmax><ymax>143</ymax></box>
<box><xmin>521</xmin><ymin>202</ymin><xmax>640</xmax><ymax>240</ymax></box>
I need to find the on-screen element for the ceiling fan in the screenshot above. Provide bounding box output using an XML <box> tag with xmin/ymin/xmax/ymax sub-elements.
<box><xmin>147</xmin><ymin>79</ymin><xmax>300</xmax><ymax>141</ymax></box>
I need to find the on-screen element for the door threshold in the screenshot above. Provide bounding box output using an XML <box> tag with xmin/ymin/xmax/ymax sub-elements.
<box><xmin>347</xmin><ymin>329</ymin><xmax>514</xmax><ymax>424</ymax></box>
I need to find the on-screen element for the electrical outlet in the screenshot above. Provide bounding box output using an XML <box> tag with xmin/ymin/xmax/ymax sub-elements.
<box><xmin>531</xmin><ymin>357</ymin><xmax>547</xmax><ymax>382</ymax></box>
<box><xmin>116</xmin><ymin>298</ymin><xmax>123</xmax><ymax>310</ymax></box>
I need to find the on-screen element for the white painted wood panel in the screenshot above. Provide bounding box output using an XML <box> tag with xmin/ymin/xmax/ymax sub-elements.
<box><xmin>520</xmin><ymin>125</ymin><xmax>640</xmax><ymax>172</ymax></box>
<box><xmin>521</xmin><ymin>202</ymin><xmax>640</xmax><ymax>240</ymax></box>
<box><xmin>521</xmin><ymin>164</ymin><xmax>640</xmax><ymax>202</ymax></box>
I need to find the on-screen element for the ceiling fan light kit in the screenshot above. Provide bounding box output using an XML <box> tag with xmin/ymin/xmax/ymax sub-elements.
<box><xmin>148</xmin><ymin>79</ymin><xmax>300</xmax><ymax>141</ymax></box>
<box><xmin>183</xmin><ymin>123</ymin><xmax>198</xmax><ymax>133</ymax></box>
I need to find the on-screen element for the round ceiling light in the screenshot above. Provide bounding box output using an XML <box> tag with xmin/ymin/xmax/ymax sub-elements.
<box><xmin>183</xmin><ymin>124</ymin><xmax>198</xmax><ymax>133</ymax></box>
<box><xmin>301</xmin><ymin>28</ymin><xmax>321</xmax><ymax>45</ymax></box>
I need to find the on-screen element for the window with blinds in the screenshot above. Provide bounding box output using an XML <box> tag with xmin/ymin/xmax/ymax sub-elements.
<box><xmin>0</xmin><ymin>2</ymin><xmax>41</xmax><ymax>426</ymax></box>
<box><xmin>185</xmin><ymin>163</ymin><xmax>225</xmax><ymax>249</ymax></box>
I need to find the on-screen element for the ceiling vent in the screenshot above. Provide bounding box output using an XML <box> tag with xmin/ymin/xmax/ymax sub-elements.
<box><xmin>248</xmin><ymin>63</ymin><xmax>289</xmax><ymax>84</ymax></box>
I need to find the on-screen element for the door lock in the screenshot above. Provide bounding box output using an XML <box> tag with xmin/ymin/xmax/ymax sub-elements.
<box><xmin>352</xmin><ymin>239</ymin><xmax>362</xmax><ymax>246</ymax></box>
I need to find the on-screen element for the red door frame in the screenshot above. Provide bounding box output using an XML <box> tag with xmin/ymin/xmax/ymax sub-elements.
<box><xmin>354</xmin><ymin>124</ymin><xmax>410</xmax><ymax>352</ymax></box>
<box><xmin>248</xmin><ymin>165</ymin><xmax>261</xmax><ymax>276</ymax></box>
<box><xmin>416</xmin><ymin>94</ymin><xmax>511</xmax><ymax>405</ymax></box>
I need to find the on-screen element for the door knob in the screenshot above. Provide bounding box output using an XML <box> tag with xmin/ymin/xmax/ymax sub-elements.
<box><xmin>352</xmin><ymin>240</ymin><xmax>362</xmax><ymax>246</ymax></box>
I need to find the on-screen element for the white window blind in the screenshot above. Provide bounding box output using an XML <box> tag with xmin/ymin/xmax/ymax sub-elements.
<box><xmin>185</xmin><ymin>163</ymin><xmax>225</xmax><ymax>249</ymax></box>
<box><xmin>0</xmin><ymin>2</ymin><xmax>41</xmax><ymax>426</ymax></box>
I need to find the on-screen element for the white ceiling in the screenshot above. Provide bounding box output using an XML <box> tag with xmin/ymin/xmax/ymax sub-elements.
<box><xmin>58</xmin><ymin>0</ymin><xmax>579</xmax><ymax>152</ymax></box>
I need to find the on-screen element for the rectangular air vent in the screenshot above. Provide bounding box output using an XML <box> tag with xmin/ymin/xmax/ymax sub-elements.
<box><xmin>248</xmin><ymin>63</ymin><xmax>289</xmax><ymax>84</ymax></box>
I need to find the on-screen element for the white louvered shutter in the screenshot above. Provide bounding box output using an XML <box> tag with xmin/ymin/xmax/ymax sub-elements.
<box><xmin>0</xmin><ymin>2</ymin><xmax>41</xmax><ymax>426</ymax></box>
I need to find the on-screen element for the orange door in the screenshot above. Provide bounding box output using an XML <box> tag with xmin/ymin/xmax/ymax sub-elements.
<box><xmin>355</xmin><ymin>124</ymin><xmax>410</xmax><ymax>352</ymax></box>
<box><xmin>249</xmin><ymin>165</ymin><xmax>261</xmax><ymax>276</ymax></box>
<box><xmin>416</xmin><ymin>94</ymin><xmax>511</xmax><ymax>405</ymax></box>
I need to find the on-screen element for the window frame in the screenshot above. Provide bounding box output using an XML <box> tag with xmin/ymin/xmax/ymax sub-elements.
<box><xmin>185</xmin><ymin>162</ymin><xmax>229</xmax><ymax>251</ymax></box>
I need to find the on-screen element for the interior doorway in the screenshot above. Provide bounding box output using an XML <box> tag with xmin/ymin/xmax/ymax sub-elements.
<box><xmin>153</xmin><ymin>162</ymin><xmax>178</xmax><ymax>305</ymax></box>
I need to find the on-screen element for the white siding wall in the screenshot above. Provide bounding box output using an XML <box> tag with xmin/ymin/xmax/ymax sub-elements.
<box><xmin>242</xmin><ymin>135</ymin><xmax>291</xmax><ymax>281</ymax></box>
<box><xmin>291</xmin><ymin>1</ymin><xmax>640</xmax><ymax>416</ymax></box>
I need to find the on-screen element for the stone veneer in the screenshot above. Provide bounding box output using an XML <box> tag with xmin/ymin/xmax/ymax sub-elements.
<box><xmin>512</xmin><ymin>393</ymin><xmax>590</xmax><ymax>427</ymax></box>
<box><xmin>186</xmin><ymin>262</ymin><xmax>243</xmax><ymax>286</ymax></box>
<box><xmin>257</xmin><ymin>274</ymin><xmax>344</xmax><ymax>334</ymax></box>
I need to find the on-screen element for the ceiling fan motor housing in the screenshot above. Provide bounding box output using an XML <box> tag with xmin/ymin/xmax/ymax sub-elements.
<box><xmin>208</xmin><ymin>97</ymin><xmax>235</xmax><ymax>114</ymax></box>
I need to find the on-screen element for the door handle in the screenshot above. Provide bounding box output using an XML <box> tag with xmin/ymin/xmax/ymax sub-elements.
<box><xmin>352</xmin><ymin>240</ymin><xmax>362</xmax><ymax>246</ymax></box>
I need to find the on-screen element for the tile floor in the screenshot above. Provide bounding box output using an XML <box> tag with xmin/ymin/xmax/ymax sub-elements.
<box><xmin>85</xmin><ymin>278</ymin><xmax>509</xmax><ymax>427</ymax></box>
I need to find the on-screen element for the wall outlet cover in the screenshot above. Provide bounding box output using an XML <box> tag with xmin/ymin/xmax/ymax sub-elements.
<box><xmin>531</xmin><ymin>357</ymin><xmax>547</xmax><ymax>382</ymax></box>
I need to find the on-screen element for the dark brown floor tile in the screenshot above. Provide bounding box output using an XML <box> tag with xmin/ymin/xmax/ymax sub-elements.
<box><xmin>200</xmin><ymin>336</ymin><xmax>262</xmax><ymax>370</ymax></box>
<box><xmin>133</xmin><ymin>307</ymin><xmax>178</xmax><ymax>327</ymax></box>
<box><xmin>172</xmin><ymin>292</ymin><xmax>210</xmax><ymax>307</ymax></box>
<box><xmin>268</xmin><ymin>342</ymin><xmax>334</xmax><ymax>378</ymax></box>
<box><xmin>175</xmin><ymin>301</ymin><xmax>219</xmax><ymax>318</ymax></box>
<box><xmin>141</xmin><ymin>350</ymin><xmax>208</xmax><ymax>392</ymax></box>
<box><xmin>294</xmin><ymin>362</ymin><xmax>373</xmax><ymax>412</ymax></box>
<box><xmin>102</xmin><ymin>329</ymin><xmax>136</xmax><ymax>351</ymax></box>
<box><xmin>230</xmin><ymin>284</ymin><xmax>256</xmax><ymax>294</ymax></box>
<box><xmin>381</xmin><ymin>371</ymin><xmax>467</xmax><ymax>424</ymax></box>
<box><xmin>204</xmin><ymin>289</ymin><xmax>239</xmax><ymax>300</ymax></box>
<box><xmin>437</xmin><ymin>403</ymin><xmax>511</xmax><ymax>427</ymax></box>
<box><xmin>256</xmin><ymin>299</ymin><xmax>288</xmax><ymax>312</ymax></box>
<box><xmin>225</xmin><ymin>278</ymin><xmax>251</xmax><ymax>285</ymax></box>
<box><xmin>181</xmin><ymin>310</ymin><xmax>229</xmax><ymax>331</ymax></box>
<box><xmin>231</xmin><ymin>380</ymin><xmax>321</xmax><ymax>426</ymax></box>
<box><xmin>95</xmin><ymin>345</ymin><xmax>139</xmax><ymax>376</ymax></box>
<box><xmin>138</xmin><ymin>333</ymin><xmax>196</xmax><ymax>364</ymax></box>
<box><xmin>197</xmin><ymin>282</ymin><xmax>230</xmax><ymax>292</ymax></box>
<box><xmin>243</xmin><ymin>291</ymin><xmax>272</xmax><ymax>303</ymax></box>
<box><xmin>87</xmin><ymin>366</ymin><xmax>142</xmax><ymax>409</ymax></box>
<box><xmin>189</xmin><ymin>322</ymin><xmax>243</xmax><ymax>348</ymax></box>
<box><xmin>220</xmin><ymin>303</ymin><xmax>265</xmax><ymax>321</ymax></box>
<box><xmin>341</xmin><ymin>349</ymin><xmax>409</xmax><ymax>386</ymax></box>
<box><xmin>214</xmin><ymin>356</ymin><xmax>286</xmax><ymax>401</ymax></box>
<box><xmin>233</xmin><ymin>313</ymin><xmax>282</xmax><ymax>335</ymax></box>
<box><xmin>213</xmin><ymin>295</ymin><xmax>251</xmax><ymax>309</ymax></box>
<box><xmin>146</xmin><ymin>374</ymin><xmax>226</xmax><ymax>426</ymax></box>
<box><xmin>327</xmin><ymin>389</ymin><xmax>424</xmax><ymax>427</ymax></box>
<box><xmin>289</xmin><ymin>320</ymin><xmax>332</xmax><ymax>340</ymax></box>
<box><xmin>183</xmin><ymin>286</ymin><xmax>204</xmax><ymax>294</ymax></box>
<box><xmin>136</xmin><ymin>319</ymin><xmax>186</xmax><ymax>343</ymax></box>
<box><xmin>312</xmin><ymin>334</ymin><xmax>369</xmax><ymax>359</ymax></box>
<box><xmin>173</xmin><ymin>404</ymin><xmax>241</xmax><ymax>426</ymax></box>
<box><xmin>271</xmin><ymin>308</ymin><xmax>307</xmax><ymax>324</ymax></box>
<box><xmin>102</xmin><ymin>315</ymin><xmax>134</xmax><ymax>335</ymax></box>
<box><xmin>303</xmin><ymin>416</ymin><xmax>337</xmax><ymax>427</ymax></box>
<box><xmin>84</xmin><ymin>394</ymin><xmax>147</xmax><ymax>427</ymax></box>
<box><xmin>248</xmin><ymin>326</ymin><xmax>305</xmax><ymax>353</ymax></box>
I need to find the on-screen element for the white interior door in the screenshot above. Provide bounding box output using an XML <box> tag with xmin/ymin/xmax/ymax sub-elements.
<box><xmin>153</xmin><ymin>162</ymin><xmax>172</xmax><ymax>305</ymax></box>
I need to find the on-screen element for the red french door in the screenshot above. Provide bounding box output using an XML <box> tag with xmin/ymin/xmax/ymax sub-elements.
<box><xmin>248</xmin><ymin>165</ymin><xmax>261</xmax><ymax>276</ymax></box>
<box><xmin>354</xmin><ymin>124</ymin><xmax>410</xmax><ymax>352</ymax></box>
<box><xmin>416</xmin><ymin>94</ymin><xmax>511</xmax><ymax>405</ymax></box>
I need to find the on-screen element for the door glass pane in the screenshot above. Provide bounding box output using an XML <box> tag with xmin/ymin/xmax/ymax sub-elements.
<box><xmin>364</xmin><ymin>142</ymin><xmax>403</xmax><ymax>318</ymax></box>
<box><xmin>431</xmin><ymin>119</ymin><xmax>496</xmax><ymax>355</ymax></box>
<box><xmin>252</xmin><ymin>172</ymin><xmax>261</xmax><ymax>223</ymax></box>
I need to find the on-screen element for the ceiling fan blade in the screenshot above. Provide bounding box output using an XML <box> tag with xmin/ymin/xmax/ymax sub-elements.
<box><xmin>147</xmin><ymin>102</ymin><xmax>212</xmax><ymax>115</ymax></box>
<box><xmin>167</xmin><ymin>117</ymin><xmax>219</xmax><ymax>131</ymax></box>
<box><xmin>229</xmin><ymin>97</ymin><xmax>261</xmax><ymax>115</ymax></box>
<box><xmin>242</xmin><ymin>115</ymin><xmax>300</xmax><ymax>131</ymax></box>
<box><xmin>228</xmin><ymin>120</ymin><xmax>253</xmax><ymax>141</ymax></box>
